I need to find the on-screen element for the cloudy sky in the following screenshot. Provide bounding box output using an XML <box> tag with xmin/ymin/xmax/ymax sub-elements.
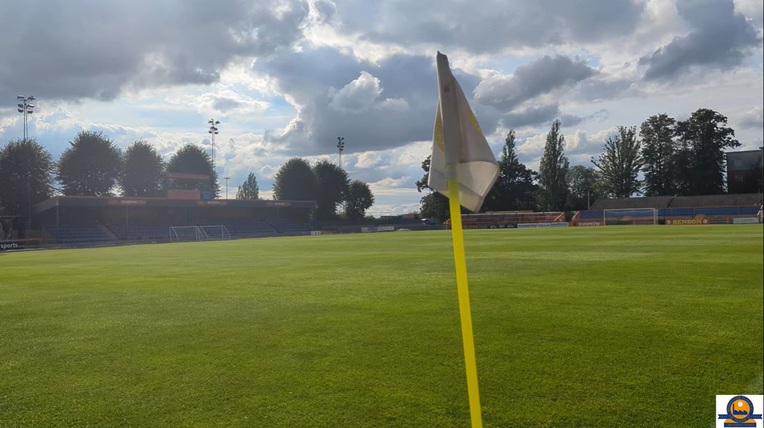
<box><xmin>1</xmin><ymin>0</ymin><xmax>762</xmax><ymax>215</ymax></box>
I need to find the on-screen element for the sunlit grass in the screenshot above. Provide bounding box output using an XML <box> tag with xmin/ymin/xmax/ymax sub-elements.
<box><xmin>1</xmin><ymin>225</ymin><xmax>761</xmax><ymax>426</ymax></box>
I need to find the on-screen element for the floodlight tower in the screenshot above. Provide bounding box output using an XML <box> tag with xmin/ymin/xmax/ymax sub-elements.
<box><xmin>17</xmin><ymin>95</ymin><xmax>36</xmax><ymax>228</ymax></box>
<box><xmin>16</xmin><ymin>95</ymin><xmax>36</xmax><ymax>140</ymax></box>
<box><xmin>337</xmin><ymin>136</ymin><xmax>345</xmax><ymax>168</ymax></box>
<box><xmin>208</xmin><ymin>119</ymin><xmax>220</xmax><ymax>169</ymax></box>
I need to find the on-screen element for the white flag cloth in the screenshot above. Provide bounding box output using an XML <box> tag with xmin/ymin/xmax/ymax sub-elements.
<box><xmin>428</xmin><ymin>52</ymin><xmax>499</xmax><ymax>212</ymax></box>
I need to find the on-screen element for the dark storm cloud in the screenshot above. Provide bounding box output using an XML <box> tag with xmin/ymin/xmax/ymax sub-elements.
<box><xmin>475</xmin><ymin>55</ymin><xmax>596</xmax><ymax>110</ymax></box>
<box><xmin>333</xmin><ymin>0</ymin><xmax>644</xmax><ymax>52</ymax></box>
<box><xmin>254</xmin><ymin>47</ymin><xmax>603</xmax><ymax>155</ymax></box>
<box><xmin>500</xmin><ymin>104</ymin><xmax>562</xmax><ymax>128</ymax></box>
<box><xmin>255</xmin><ymin>49</ymin><xmax>445</xmax><ymax>155</ymax></box>
<box><xmin>496</xmin><ymin>103</ymin><xmax>587</xmax><ymax>129</ymax></box>
<box><xmin>0</xmin><ymin>0</ymin><xmax>309</xmax><ymax>102</ymax></box>
<box><xmin>640</xmin><ymin>0</ymin><xmax>760</xmax><ymax>80</ymax></box>
<box><xmin>575</xmin><ymin>78</ymin><xmax>633</xmax><ymax>102</ymax></box>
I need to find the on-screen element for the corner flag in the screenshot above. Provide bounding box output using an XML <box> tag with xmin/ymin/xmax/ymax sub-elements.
<box><xmin>430</xmin><ymin>52</ymin><xmax>498</xmax><ymax>428</ymax></box>
<box><xmin>428</xmin><ymin>53</ymin><xmax>499</xmax><ymax>212</ymax></box>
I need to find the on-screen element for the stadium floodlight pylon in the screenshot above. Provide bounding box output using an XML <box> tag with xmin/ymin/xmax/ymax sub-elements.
<box><xmin>603</xmin><ymin>208</ymin><xmax>658</xmax><ymax>226</ymax></box>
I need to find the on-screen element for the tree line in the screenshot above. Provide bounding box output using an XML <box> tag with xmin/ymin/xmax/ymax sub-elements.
<box><xmin>418</xmin><ymin>108</ymin><xmax>749</xmax><ymax>220</ymax></box>
<box><xmin>0</xmin><ymin>130</ymin><xmax>374</xmax><ymax>222</ymax></box>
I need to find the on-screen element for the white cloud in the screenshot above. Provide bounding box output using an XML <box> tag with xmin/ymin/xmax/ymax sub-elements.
<box><xmin>0</xmin><ymin>0</ymin><xmax>761</xmax><ymax>215</ymax></box>
<box><xmin>329</xmin><ymin>71</ymin><xmax>383</xmax><ymax>112</ymax></box>
<box><xmin>737</xmin><ymin>106</ymin><xmax>763</xmax><ymax>129</ymax></box>
<box><xmin>354</xmin><ymin>152</ymin><xmax>383</xmax><ymax>168</ymax></box>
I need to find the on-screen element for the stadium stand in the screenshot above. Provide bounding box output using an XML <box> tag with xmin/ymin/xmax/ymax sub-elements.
<box><xmin>577</xmin><ymin>193</ymin><xmax>762</xmax><ymax>225</ymax></box>
<box><xmin>447</xmin><ymin>211</ymin><xmax>565</xmax><ymax>229</ymax></box>
<box><xmin>668</xmin><ymin>194</ymin><xmax>761</xmax><ymax>208</ymax></box>
<box><xmin>270</xmin><ymin>221</ymin><xmax>311</xmax><ymax>235</ymax></box>
<box><xmin>31</xmin><ymin>196</ymin><xmax>316</xmax><ymax>246</ymax></box>
<box><xmin>589</xmin><ymin>196</ymin><xmax>674</xmax><ymax>211</ymax></box>
<box><xmin>227</xmin><ymin>221</ymin><xmax>278</xmax><ymax>238</ymax></box>
<box><xmin>45</xmin><ymin>224</ymin><xmax>115</xmax><ymax>245</ymax></box>
<box><xmin>107</xmin><ymin>222</ymin><xmax>171</xmax><ymax>241</ymax></box>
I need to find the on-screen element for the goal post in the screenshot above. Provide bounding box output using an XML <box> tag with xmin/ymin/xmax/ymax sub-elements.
<box><xmin>169</xmin><ymin>225</ymin><xmax>231</xmax><ymax>242</ymax></box>
<box><xmin>603</xmin><ymin>208</ymin><xmax>658</xmax><ymax>226</ymax></box>
<box><xmin>169</xmin><ymin>226</ymin><xmax>202</xmax><ymax>242</ymax></box>
<box><xmin>199</xmin><ymin>225</ymin><xmax>231</xmax><ymax>240</ymax></box>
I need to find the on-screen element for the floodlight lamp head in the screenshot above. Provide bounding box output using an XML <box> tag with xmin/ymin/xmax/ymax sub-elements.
<box><xmin>17</xmin><ymin>95</ymin><xmax>24</xmax><ymax>100</ymax></box>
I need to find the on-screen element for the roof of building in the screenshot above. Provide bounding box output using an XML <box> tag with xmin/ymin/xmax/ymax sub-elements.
<box><xmin>34</xmin><ymin>196</ymin><xmax>316</xmax><ymax>214</ymax></box>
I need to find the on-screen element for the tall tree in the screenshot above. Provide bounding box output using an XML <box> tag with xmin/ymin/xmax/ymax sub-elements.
<box><xmin>344</xmin><ymin>180</ymin><xmax>374</xmax><ymax>220</ymax></box>
<box><xmin>592</xmin><ymin>126</ymin><xmax>643</xmax><ymax>198</ymax></box>
<box><xmin>312</xmin><ymin>159</ymin><xmax>349</xmax><ymax>220</ymax></box>
<box><xmin>236</xmin><ymin>172</ymin><xmax>259</xmax><ymax>200</ymax></box>
<box><xmin>566</xmin><ymin>165</ymin><xmax>600</xmax><ymax>210</ymax></box>
<box><xmin>273</xmin><ymin>158</ymin><xmax>317</xmax><ymax>201</ymax></box>
<box><xmin>640</xmin><ymin>114</ymin><xmax>678</xmax><ymax>196</ymax></box>
<box><xmin>538</xmin><ymin>119</ymin><xmax>569</xmax><ymax>211</ymax></box>
<box><xmin>675</xmin><ymin>108</ymin><xmax>740</xmax><ymax>195</ymax></box>
<box><xmin>165</xmin><ymin>144</ymin><xmax>219</xmax><ymax>197</ymax></box>
<box><xmin>483</xmin><ymin>130</ymin><xmax>538</xmax><ymax>212</ymax></box>
<box><xmin>416</xmin><ymin>155</ymin><xmax>450</xmax><ymax>221</ymax></box>
<box><xmin>0</xmin><ymin>139</ymin><xmax>54</xmax><ymax>218</ymax></box>
<box><xmin>57</xmin><ymin>131</ymin><xmax>122</xmax><ymax>196</ymax></box>
<box><xmin>121</xmin><ymin>140</ymin><xmax>164</xmax><ymax>197</ymax></box>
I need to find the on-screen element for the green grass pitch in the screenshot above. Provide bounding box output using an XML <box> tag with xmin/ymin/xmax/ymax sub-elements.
<box><xmin>1</xmin><ymin>225</ymin><xmax>762</xmax><ymax>427</ymax></box>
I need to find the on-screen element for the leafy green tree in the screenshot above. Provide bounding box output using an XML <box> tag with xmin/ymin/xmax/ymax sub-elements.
<box><xmin>415</xmin><ymin>155</ymin><xmax>433</xmax><ymax>194</ymax></box>
<box><xmin>121</xmin><ymin>140</ymin><xmax>164</xmax><ymax>197</ymax></box>
<box><xmin>0</xmin><ymin>139</ymin><xmax>54</xmax><ymax>218</ymax></box>
<box><xmin>483</xmin><ymin>130</ymin><xmax>538</xmax><ymax>212</ymax></box>
<box><xmin>566</xmin><ymin>165</ymin><xmax>600</xmax><ymax>210</ymax></box>
<box><xmin>312</xmin><ymin>160</ymin><xmax>349</xmax><ymax>220</ymax></box>
<box><xmin>538</xmin><ymin>119</ymin><xmax>569</xmax><ymax>210</ymax></box>
<box><xmin>640</xmin><ymin>114</ymin><xmax>678</xmax><ymax>196</ymax></box>
<box><xmin>273</xmin><ymin>158</ymin><xmax>317</xmax><ymax>201</ymax></box>
<box><xmin>416</xmin><ymin>155</ymin><xmax>450</xmax><ymax>221</ymax></box>
<box><xmin>675</xmin><ymin>108</ymin><xmax>740</xmax><ymax>195</ymax></box>
<box><xmin>236</xmin><ymin>172</ymin><xmax>259</xmax><ymax>200</ymax></box>
<box><xmin>419</xmin><ymin>192</ymin><xmax>450</xmax><ymax>222</ymax></box>
<box><xmin>344</xmin><ymin>180</ymin><xmax>374</xmax><ymax>220</ymax></box>
<box><xmin>166</xmin><ymin>144</ymin><xmax>219</xmax><ymax>197</ymax></box>
<box><xmin>57</xmin><ymin>131</ymin><xmax>122</xmax><ymax>196</ymax></box>
<box><xmin>592</xmin><ymin>126</ymin><xmax>643</xmax><ymax>198</ymax></box>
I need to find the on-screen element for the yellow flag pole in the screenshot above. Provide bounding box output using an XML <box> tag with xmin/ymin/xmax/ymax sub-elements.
<box><xmin>435</xmin><ymin>51</ymin><xmax>483</xmax><ymax>428</ymax></box>
<box><xmin>446</xmin><ymin>171</ymin><xmax>483</xmax><ymax>428</ymax></box>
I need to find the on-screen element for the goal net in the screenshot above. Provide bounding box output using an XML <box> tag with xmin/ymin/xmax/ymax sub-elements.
<box><xmin>169</xmin><ymin>225</ymin><xmax>231</xmax><ymax>242</ymax></box>
<box><xmin>199</xmin><ymin>225</ymin><xmax>231</xmax><ymax>240</ymax></box>
<box><xmin>603</xmin><ymin>208</ymin><xmax>658</xmax><ymax>226</ymax></box>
